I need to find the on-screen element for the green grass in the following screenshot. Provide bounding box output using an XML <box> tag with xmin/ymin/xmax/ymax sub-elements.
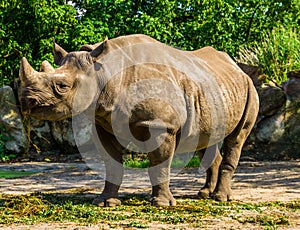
<box><xmin>237</xmin><ymin>26</ymin><xmax>300</xmax><ymax>85</ymax></box>
<box><xmin>0</xmin><ymin>170</ymin><xmax>37</xmax><ymax>178</ymax></box>
<box><xmin>124</xmin><ymin>156</ymin><xmax>200</xmax><ymax>169</ymax></box>
<box><xmin>124</xmin><ymin>159</ymin><xmax>150</xmax><ymax>168</ymax></box>
<box><xmin>0</xmin><ymin>193</ymin><xmax>298</xmax><ymax>228</ymax></box>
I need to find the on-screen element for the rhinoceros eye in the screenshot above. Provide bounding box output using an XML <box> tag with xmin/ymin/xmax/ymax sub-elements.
<box><xmin>54</xmin><ymin>81</ymin><xmax>71</xmax><ymax>94</ymax></box>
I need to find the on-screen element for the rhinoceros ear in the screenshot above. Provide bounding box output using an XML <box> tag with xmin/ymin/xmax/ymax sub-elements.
<box><xmin>54</xmin><ymin>43</ymin><xmax>68</xmax><ymax>65</ymax></box>
<box><xmin>90</xmin><ymin>37</ymin><xmax>108</xmax><ymax>61</ymax></box>
<box><xmin>79</xmin><ymin>44</ymin><xmax>95</xmax><ymax>52</ymax></box>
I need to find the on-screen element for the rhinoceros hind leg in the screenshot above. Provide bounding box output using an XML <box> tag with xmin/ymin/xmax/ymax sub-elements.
<box><xmin>212</xmin><ymin>83</ymin><xmax>258</xmax><ymax>202</ymax></box>
<box><xmin>198</xmin><ymin>145</ymin><xmax>222</xmax><ymax>199</ymax></box>
<box><xmin>211</xmin><ymin>124</ymin><xmax>252</xmax><ymax>202</ymax></box>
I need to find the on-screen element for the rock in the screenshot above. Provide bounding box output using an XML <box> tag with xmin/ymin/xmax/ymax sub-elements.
<box><xmin>26</xmin><ymin>118</ymin><xmax>79</xmax><ymax>154</ymax></box>
<box><xmin>20</xmin><ymin>113</ymin><xmax>91</xmax><ymax>154</ymax></box>
<box><xmin>51</xmin><ymin>115</ymin><xmax>93</xmax><ymax>153</ymax></box>
<box><xmin>51</xmin><ymin>119</ymin><xmax>77</xmax><ymax>152</ymax></box>
<box><xmin>26</xmin><ymin>116</ymin><xmax>92</xmax><ymax>154</ymax></box>
<box><xmin>283</xmin><ymin>70</ymin><xmax>300</xmax><ymax>100</ymax></box>
<box><xmin>255</xmin><ymin>112</ymin><xmax>285</xmax><ymax>142</ymax></box>
<box><xmin>283</xmin><ymin>100</ymin><xmax>300</xmax><ymax>144</ymax></box>
<box><xmin>237</xmin><ymin>63</ymin><xmax>265</xmax><ymax>87</ymax></box>
<box><xmin>27</xmin><ymin>119</ymin><xmax>53</xmax><ymax>150</ymax></box>
<box><xmin>70</xmin><ymin>114</ymin><xmax>93</xmax><ymax>147</ymax></box>
<box><xmin>258</xmin><ymin>83</ymin><xmax>286</xmax><ymax>116</ymax></box>
<box><xmin>287</xmin><ymin>70</ymin><xmax>300</xmax><ymax>78</ymax></box>
<box><xmin>243</xmin><ymin>97</ymin><xmax>300</xmax><ymax>160</ymax></box>
<box><xmin>0</xmin><ymin>85</ymin><xmax>29</xmax><ymax>153</ymax></box>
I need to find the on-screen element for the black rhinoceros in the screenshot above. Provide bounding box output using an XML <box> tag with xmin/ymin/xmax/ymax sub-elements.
<box><xmin>19</xmin><ymin>34</ymin><xmax>259</xmax><ymax>206</ymax></box>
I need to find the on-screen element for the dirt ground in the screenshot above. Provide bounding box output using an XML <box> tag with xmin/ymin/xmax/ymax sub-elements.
<box><xmin>0</xmin><ymin>160</ymin><xmax>299</xmax><ymax>229</ymax></box>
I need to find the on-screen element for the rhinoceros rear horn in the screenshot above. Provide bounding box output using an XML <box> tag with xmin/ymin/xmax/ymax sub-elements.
<box><xmin>40</xmin><ymin>60</ymin><xmax>55</xmax><ymax>73</ymax></box>
<box><xmin>54</xmin><ymin>43</ymin><xmax>68</xmax><ymax>65</ymax></box>
<box><xmin>19</xmin><ymin>57</ymin><xmax>37</xmax><ymax>82</ymax></box>
<box><xmin>90</xmin><ymin>37</ymin><xmax>108</xmax><ymax>61</ymax></box>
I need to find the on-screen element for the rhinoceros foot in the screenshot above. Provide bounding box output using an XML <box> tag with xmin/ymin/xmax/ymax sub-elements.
<box><xmin>211</xmin><ymin>190</ymin><xmax>232</xmax><ymax>202</ymax></box>
<box><xmin>92</xmin><ymin>196</ymin><xmax>121</xmax><ymax>207</ymax></box>
<box><xmin>198</xmin><ymin>188</ymin><xmax>212</xmax><ymax>199</ymax></box>
<box><xmin>150</xmin><ymin>195</ymin><xmax>177</xmax><ymax>206</ymax></box>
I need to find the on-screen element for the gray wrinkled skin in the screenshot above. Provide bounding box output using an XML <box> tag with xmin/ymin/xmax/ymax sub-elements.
<box><xmin>20</xmin><ymin>34</ymin><xmax>259</xmax><ymax>207</ymax></box>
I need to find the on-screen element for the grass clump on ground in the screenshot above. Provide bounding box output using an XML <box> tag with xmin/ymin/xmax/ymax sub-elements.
<box><xmin>0</xmin><ymin>193</ymin><xmax>298</xmax><ymax>228</ymax></box>
<box><xmin>0</xmin><ymin>170</ymin><xmax>37</xmax><ymax>178</ymax></box>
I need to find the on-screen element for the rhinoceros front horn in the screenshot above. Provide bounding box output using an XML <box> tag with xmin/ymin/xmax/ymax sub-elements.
<box><xmin>19</xmin><ymin>57</ymin><xmax>37</xmax><ymax>82</ymax></box>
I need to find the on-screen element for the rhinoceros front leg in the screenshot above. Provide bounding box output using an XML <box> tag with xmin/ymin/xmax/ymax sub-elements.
<box><xmin>92</xmin><ymin>125</ymin><xmax>124</xmax><ymax>207</ymax></box>
<box><xmin>147</xmin><ymin>132</ymin><xmax>177</xmax><ymax>206</ymax></box>
<box><xmin>197</xmin><ymin>144</ymin><xmax>222</xmax><ymax>199</ymax></box>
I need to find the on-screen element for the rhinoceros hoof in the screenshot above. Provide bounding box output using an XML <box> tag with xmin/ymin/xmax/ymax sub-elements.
<box><xmin>211</xmin><ymin>192</ymin><xmax>232</xmax><ymax>202</ymax></box>
<box><xmin>198</xmin><ymin>188</ymin><xmax>212</xmax><ymax>199</ymax></box>
<box><xmin>150</xmin><ymin>196</ymin><xmax>177</xmax><ymax>206</ymax></box>
<box><xmin>92</xmin><ymin>196</ymin><xmax>121</xmax><ymax>207</ymax></box>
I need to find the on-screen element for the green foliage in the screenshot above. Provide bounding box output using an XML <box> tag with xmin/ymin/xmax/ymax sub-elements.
<box><xmin>1</xmin><ymin>0</ymin><xmax>299</xmax><ymax>86</ymax></box>
<box><xmin>74</xmin><ymin>0</ymin><xmax>300</xmax><ymax>54</ymax></box>
<box><xmin>0</xmin><ymin>0</ymin><xmax>78</xmax><ymax>87</ymax></box>
<box><xmin>185</xmin><ymin>156</ymin><xmax>200</xmax><ymax>168</ymax></box>
<box><xmin>171</xmin><ymin>155</ymin><xmax>200</xmax><ymax>168</ymax></box>
<box><xmin>238</xmin><ymin>26</ymin><xmax>300</xmax><ymax>84</ymax></box>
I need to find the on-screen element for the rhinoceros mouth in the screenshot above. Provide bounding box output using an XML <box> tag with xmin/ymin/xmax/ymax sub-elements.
<box><xmin>24</xmin><ymin>105</ymin><xmax>70</xmax><ymax>121</ymax></box>
<box><xmin>20</xmin><ymin>97</ymin><xmax>52</xmax><ymax>116</ymax></box>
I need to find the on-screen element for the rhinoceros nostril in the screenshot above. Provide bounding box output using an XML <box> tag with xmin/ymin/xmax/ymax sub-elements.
<box><xmin>28</xmin><ymin>98</ymin><xmax>38</xmax><ymax>107</ymax></box>
<box><xmin>21</xmin><ymin>97</ymin><xmax>38</xmax><ymax>111</ymax></box>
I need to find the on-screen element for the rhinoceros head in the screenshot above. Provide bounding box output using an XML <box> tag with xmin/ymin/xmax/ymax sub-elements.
<box><xmin>19</xmin><ymin>41</ymin><xmax>106</xmax><ymax>120</ymax></box>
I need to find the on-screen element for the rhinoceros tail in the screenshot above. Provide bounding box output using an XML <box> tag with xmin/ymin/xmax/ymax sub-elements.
<box><xmin>241</xmin><ymin>76</ymin><xmax>259</xmax><ymax>134</ymax></box>
<box><xmin>221</xmin><ymin>75</ymin><xmax>259</xmax><ymax>171</ymax></box>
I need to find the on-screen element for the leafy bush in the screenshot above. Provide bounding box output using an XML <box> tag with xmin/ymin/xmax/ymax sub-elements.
<box><xmin>238</xmin><ymin>26</ymin><xmax>300</xmax><ymax>84</ymax></box>
<box><xmin>1</xmin><ymin>0</ymin><xmax>299</xmax><ymax>87</ymax></box>
<box><xmin>0</xmin><ymin>0</ymin><xmax>78</xmax><ymax>87</ymax></box>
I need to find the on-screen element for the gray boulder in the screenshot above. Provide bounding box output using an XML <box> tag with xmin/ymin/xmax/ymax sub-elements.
<box><xmin>50</xmin><ymin>115</ymin><xmax>93</xmax><ymax>153</ymax></box>
<box><xmin>258</xmin><ymin>83</ymin><xmax>286</xmax><ymax>116</ymax></box>
<box><xmin>255</xmin><ymin>112</ymin><xmax>285</xmax><ymax>142</ymax></box>
<box><xmin>51</xmin><ymin>119</ymin><xmax>75</xmax><ymax>148</ymax></box>
<box><xmin>0</xmin><ymin>85</ymin><xmax>29</xmax><ymax>153</ymax></box>
<box><xmin>27</xmin><ymin>118</ymin><xmax>53</xmax><ymax>150</ymax></box>
<box><xmin>283</xmin><ymin>70</ymin><xmax>300</xmax><ymax>100</ymax></box>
